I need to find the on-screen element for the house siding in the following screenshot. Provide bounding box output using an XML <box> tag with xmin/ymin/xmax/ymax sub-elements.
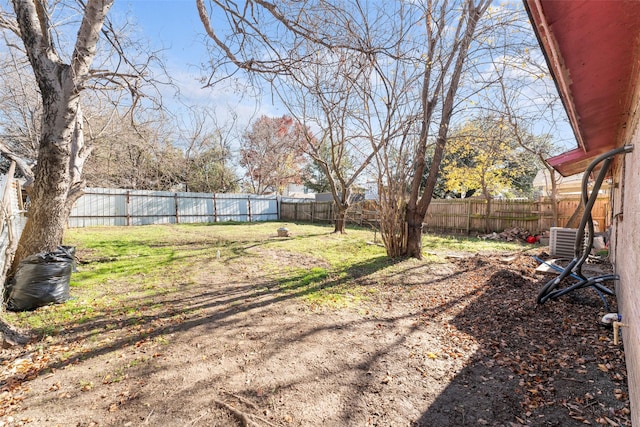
<box><xmin>610</xmin><ymin>91</ymin><xmax>640</xmax><ymax>425</ymax></box>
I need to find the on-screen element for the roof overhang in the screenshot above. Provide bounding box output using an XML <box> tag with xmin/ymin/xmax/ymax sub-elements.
<box><xmin>524</xmin><ymin>0</ymin><xmax>640</xmax><ymax>176</ymax></box>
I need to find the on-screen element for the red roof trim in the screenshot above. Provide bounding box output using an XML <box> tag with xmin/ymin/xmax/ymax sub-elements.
<box><xmin>524</xmin><ymin>0</ymin><xmax>584</xmax><ymax>154</ymax></box>
<box><xmin>525</xmin><ymin>0</ymin><xmax>640</xmax><ymax>177</ymax></box>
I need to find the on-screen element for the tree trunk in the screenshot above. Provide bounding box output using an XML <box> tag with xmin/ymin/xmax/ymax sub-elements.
<box><xmin>334</xmin><ymin>204</ymin><xmax>348</xmax><ymax>233</ymax></box>
<box><xmin>404</xmin><ymin>128</ymin><xmax>447</xmax><ymax>258</ymax></box>
<box><xmin>8</xmin><ymin>0</ymin><xmax>113</xmax><ymax>271</ymax></box>
<box><xmin>12</xmin><ymin>98</ymin><xmax>80</xmax><ymax>270</ymax></box>
<box><xmin>565</xmin><ymin>203</ymin><xmax>584</xmax><ymax>229</ymax></box>
<box><xmin>402</xmin><ymin>0</ymin><xmax>490</xmax><ymax>259</ymax></box>
<box><xmin>405</xmin><ymin>207</ymin><xmax>423</xmax><ymax>259</ymax></box>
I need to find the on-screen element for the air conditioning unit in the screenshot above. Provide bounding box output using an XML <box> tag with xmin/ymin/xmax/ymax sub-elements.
<box><xmin>549</xmin><ymin>227</ymin><xmax>578</xmax><ymax>258</ymax></box>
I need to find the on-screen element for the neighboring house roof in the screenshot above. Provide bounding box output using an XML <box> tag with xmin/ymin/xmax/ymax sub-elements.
<box><xmin>532</xmin><ymin>169</ymin><xmax>610</xmax><ymax>196</ymax></box>
<box><xmin>524</xmin><ymin>0</ymin><xmax>640</xmax><ymax>176</ymax></box>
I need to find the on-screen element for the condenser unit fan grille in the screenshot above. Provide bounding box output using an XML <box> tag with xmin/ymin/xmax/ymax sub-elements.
<box><xmin>549</xmin><ymin>227</ymin><xmax>579</xmax><ymax>258</ymax></box>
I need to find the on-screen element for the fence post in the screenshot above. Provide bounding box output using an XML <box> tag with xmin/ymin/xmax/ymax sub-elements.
<box><xmin>213</xmin><ymin>194</ymin><xmax>218</xmax><ymax>222</ymax></box>
<box><xmin>311</xmin><ymin>201</ymin><xmax>314</xmax><ymax>223</ymax></box>
<box><xmin>466</xmin><ymin>199</ymin><xmax>472</xmax><ymax>235</ymax></box>
<box><xmin>247</xmin><ymin>195</ymin><xmax>252</xmax><ymax>222</ymax></box>
<box><xmin>0</xmin><ymin>162</ymin><xmax>19</xmax><ymax>290</ymax></box>
<box><xmin>126</xmin><ymin>190</ymin><xmax>131</xmax><ymax>226</ymax></box>
<box><xmin>174</xmin><ymin>193</ymin><xmax>179</xmax><ymax>224</ymax></box>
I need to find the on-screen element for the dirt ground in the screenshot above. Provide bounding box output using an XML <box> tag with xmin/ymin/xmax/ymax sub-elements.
<box><xmin>0</xmin><ymin>245</ymin><xmax>631</xmax><ymax>426</ymax></box>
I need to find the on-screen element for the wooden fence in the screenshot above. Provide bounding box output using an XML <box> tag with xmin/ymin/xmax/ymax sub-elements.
<box><xmin>280</xmin><ymin>197</ymin><xmax>610</xmax><ymax>234</ymax></box>
<box><xmin>0</xmin><ymin>162</ymin><xmax>28</xmax><ymax>287</ymax></box>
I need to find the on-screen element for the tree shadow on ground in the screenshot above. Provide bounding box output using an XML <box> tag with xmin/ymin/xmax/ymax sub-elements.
<box><xmin>3</xmin><ymin>247</ymin><xmax>429</xmax><ymax>425</ymax></box>
<box><xmin>415</xmin><ymin>257</ymin><xmax>630</xmax><ymax>427</ymax></box>
<box><xmin>2</xmin><ymin>252</ymin><xmax>401</xmax><ymax>374</ymax></box>
<box><xmin>4</xmin><ymin>248</ymin><xmax>630</xmax><ymax>426</ymax></box>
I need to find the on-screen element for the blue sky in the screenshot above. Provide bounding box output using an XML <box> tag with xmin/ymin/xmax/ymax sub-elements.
<box><xmin>109</xmin><ymin>0</ymin><xmax>283</xmax><ymax>132</ymax></box>
<box><xmin>0</xmin><ymin>0</ymin><xmax>574</xmax><ymax>157</ymax></box>
<box><xmin>112</xmin><ymin>0</ymin><xmax>206</xmax><ymax>70</ymax></box>
<box><xmin>107</xmin><ymin>1</ymin><xmax>575</xmax><ymax>151</ymax></box>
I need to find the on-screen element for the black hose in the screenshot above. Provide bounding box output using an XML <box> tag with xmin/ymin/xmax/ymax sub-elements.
<box><xmin>536</xmin><ymin>145</ymin><xmax>633</xmax><ymax>306</ymax></box>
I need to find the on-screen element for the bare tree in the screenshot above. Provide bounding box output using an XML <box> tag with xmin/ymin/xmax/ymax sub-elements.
<box><xmin>0</xmin><ymin>1</ymin><xmax>166</xmax><ymax>271</ymax></box>
<box><xmin>239</xmin><ymin>115</ymin><xmax>306</xmax><ymax>195</ymax></box>
<box><xmin>388</xmin><ymin>0</ymin><xmax>492</xmax><ymax>258</ymax></box>
<box><xmin>453</xmin><ymin>3</ymin><xmax>573</xmax><ymax>228</ymax></box>
<box><xmin>177</xmin><ymin>107</ymin><xmax>239</xmax><ymax>193</ymax></box>
<box><xmin>0</xmin><ymin>31</ymin><xmax>41</xmax><ymax>186</ymax></box>
<box><xmin>199</xmin><ymin>1</ymin><xmax>552</xmax><ymax>254</ymax></box>
<box><xmin>0</xmin><ymin>0</ymin><xmax>112</xmax><ymax>267</ymax></box>
<box><xmin>490</xmin><ymin>38</ymin><xmax>568</xmax><ymax>227</ymax></box>
<box><xmin>83</xmin><ymin>106</ymin><xmax>186</xmax><ymax>190</ymax></box>
<box><xmin>197</xmin><ymin>0</ymin><xmax>410</xmax><ymax>234</ymax></box>
<box><xmin>277</xmin><ymin>39</ymin><xmax>402</xmax><ymax>233</ymax></box>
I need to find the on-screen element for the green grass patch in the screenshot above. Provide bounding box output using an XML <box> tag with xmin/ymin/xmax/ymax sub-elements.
<box><xmin>422</xmin><ymin>233</ymin><xmax>525</xmax><ymax>253</ymax></box>
<box><xmin>2</xmin><ymin>222</ymin><xmax>525</xmax><ymax>334</ymax></box>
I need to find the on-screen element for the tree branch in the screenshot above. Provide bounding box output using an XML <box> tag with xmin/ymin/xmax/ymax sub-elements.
<box><xmin>0</xmin><ymin>140</ymin><xmax>34</xmax><ymax>189</ymax></box>
<box><xmin>71</xmin><ymin>0</ymin><xmax>115</xmax><ymax>85</ymax></box>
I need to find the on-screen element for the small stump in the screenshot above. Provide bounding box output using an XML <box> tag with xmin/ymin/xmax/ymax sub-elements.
<box><xmin>277</xmin><ymin>227</ymin><xmax>290</xmax><ymax>237</ymax></box>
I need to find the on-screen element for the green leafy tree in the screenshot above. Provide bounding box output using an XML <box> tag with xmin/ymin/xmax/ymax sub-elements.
<box><xmin>425</xmin><ymin>147</ymin><xmax>477</xmax><ymax>199</ymax></box>
<box><xmin>443</xmin><ymin>116</ymin><xmax>533</xmax><ymax>230</ymax></box>
<box><xmin>301</xmin><ymin>159</ymin><xmax>331</xmax><ymax>194</ymax></box>
<box><xmin>186</xmin><ymin>146</ymin><xmax>238</xmax><ymax>193</ymax></box>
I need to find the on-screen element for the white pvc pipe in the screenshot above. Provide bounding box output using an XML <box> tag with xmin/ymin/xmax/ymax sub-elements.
<box><xmin>601</xmin><ymin>313</ymin><xmax>622</xmax><ymax>324</ymax></box>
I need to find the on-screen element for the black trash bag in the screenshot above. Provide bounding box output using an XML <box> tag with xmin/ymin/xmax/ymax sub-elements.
<box><xmin>5</xmin><ymin>246</ymin><xmax>76</xmax><ymax>311</ymax></box>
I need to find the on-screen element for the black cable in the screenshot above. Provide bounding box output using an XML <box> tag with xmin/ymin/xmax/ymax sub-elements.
<box><xmin>536</xmin><ymin>145</ymin><xmax>633</xmax><ymax>306</ymax></box>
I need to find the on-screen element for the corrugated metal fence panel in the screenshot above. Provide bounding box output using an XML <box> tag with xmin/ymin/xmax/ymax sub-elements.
<box><xmin>69</xmin><ymin>189</ymin><xmax>611</xmax><ymax>233</ymax></box>
<box><xmin>69</xmin><ymin>189</ymin><xmax>282</xmax><ymax>227</ymax></box>
<box><xmin>129</xmin><ymin>190</ymin><xmax>176</xmax><ymax>225</ymax></box>
<box><xmin>249</xmin><ymin>195</ymin><xmax>279</xmax><ymax>221</ymax></box>
<box><xmin>69</xmin><ymin>188</ymin><xmax>128</xmax><ymax>227</ymax></box>
<box><xmin>215</xmin><ymin>194</ymin><xmax>249</xmax><ymax>222</ymax></box>
<box><xmin>176</xmin><ymin>192</ymin><xmax>214</xmax><ymax>224</ymax></box>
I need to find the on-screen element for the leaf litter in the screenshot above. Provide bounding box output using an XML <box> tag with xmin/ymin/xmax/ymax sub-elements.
<box><xmin>0</xmin><ymin>249</ymin><xmax>631</xmax><ymax>426</ymax></box>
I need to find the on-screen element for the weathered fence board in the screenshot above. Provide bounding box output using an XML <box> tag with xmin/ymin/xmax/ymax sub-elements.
<box><xmin>0</xmin><ymin>164</ymin><xmax>28</xmax><ymax>287</ymax></box>
<box><xmin>279</xmin><ymin>197</ymin><xmax>610</xmax><ymax>235</ymax></box>
<box><xmin>69</xmin><ymin>188</ymin><xmax>610</xmax><ymax>235</ymax></box>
